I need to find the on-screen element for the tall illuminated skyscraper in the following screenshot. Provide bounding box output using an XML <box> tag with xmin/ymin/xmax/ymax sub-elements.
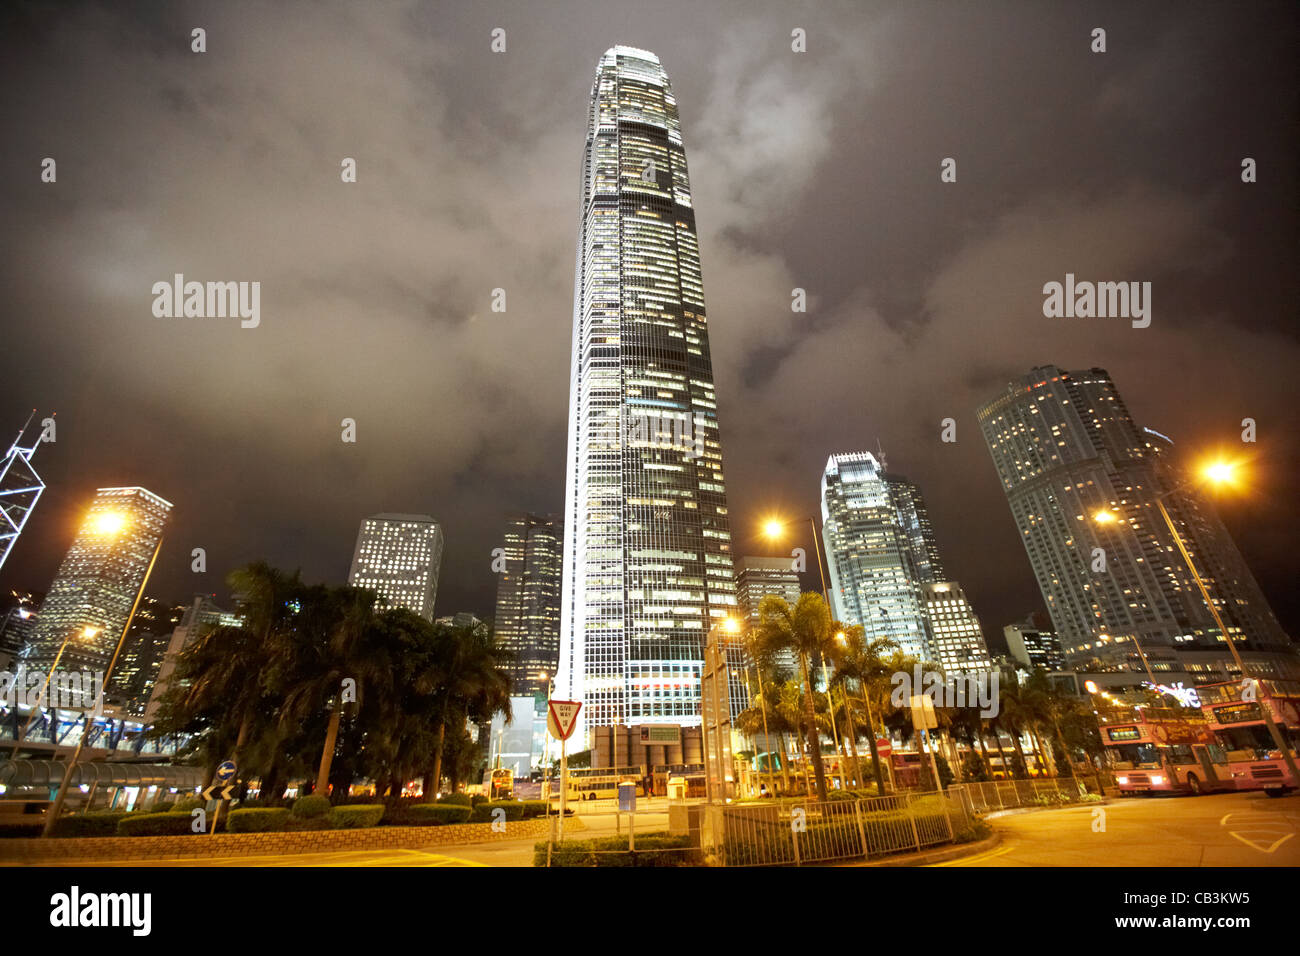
<box><xmin>347</xmin><ymin>514</ymin><xmax>444</xmax><ymax>621</ymax></box>
<box><xmin>493</xmin><ymin>512</ymin><xmax>563</xmax><ymax>700</ymax></box>
<box><xmin>821</xmin><ymin>453</ymin><xmax>934</xmax><ymax>660</ymax></box>
<box><xmin>559</xmin><ymin>47</ymin><xmax>736</xmax><ymax>735</ymax></box>
<box><xmin>22</xmin><ymin>486</ymin><xmax>172</xmax><ymax>674</ymax></box>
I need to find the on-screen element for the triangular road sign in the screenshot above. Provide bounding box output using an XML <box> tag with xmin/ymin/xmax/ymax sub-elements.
<box><xmin>547</xmin><ymin>699</ymin><xmax>582</xmax><ymax>741</ymax></box>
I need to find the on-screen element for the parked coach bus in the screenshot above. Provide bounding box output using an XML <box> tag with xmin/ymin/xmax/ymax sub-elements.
<box><xmin>563</xmin><ymin>766</ymin><xmax>645</xmax><ymax>801</ymax></box>
<box><xmin>1099</xmin><ymin>706</ymin><xmax>1231</xmax><ymax>796</ymax></box>
<box><xmin>1198</xmin><ymin>679</ymin><xmax>1300</xmax><ymax>797</ymax></box>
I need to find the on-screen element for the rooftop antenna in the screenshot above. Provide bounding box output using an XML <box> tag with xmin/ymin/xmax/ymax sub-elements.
<box><xmin>875</xmin><ymin>438</ymin><xmax>887</xmax><ymax>473</ymax></box>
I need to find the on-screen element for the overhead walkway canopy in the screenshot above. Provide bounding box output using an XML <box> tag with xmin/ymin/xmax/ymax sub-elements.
<box><xmin>0</xmin><ymin>760</ymin><xmax>203</xmax><ymax>790</ymax></box>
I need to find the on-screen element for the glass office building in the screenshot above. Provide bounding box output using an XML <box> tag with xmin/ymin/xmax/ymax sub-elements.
<box><xmin>559</xmin><ymin>47</ymin><xmax>736</xmax><ymax>737</ymax></box>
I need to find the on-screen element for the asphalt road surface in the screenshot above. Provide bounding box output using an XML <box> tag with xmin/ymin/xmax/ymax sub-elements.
<box><xmin>934</xmin><ymin>791</ymin><xmax>1300</xmax><ymax>867</ymax></box>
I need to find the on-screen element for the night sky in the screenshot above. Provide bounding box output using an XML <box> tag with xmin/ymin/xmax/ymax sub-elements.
<box><xmin>2</xmin><ymin>0</ymin><xmax>1297</xmax><ymax>649</ymax></box>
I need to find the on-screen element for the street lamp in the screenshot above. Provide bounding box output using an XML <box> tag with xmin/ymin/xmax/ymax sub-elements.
<box><xmin>762</xmin><ymin>515</ymin><xmax>834</xmax><ymax>801</ymax></box>
<box><xmin>42</xmin><ymin>520</ymin><xmax>163</xmax><ymax>838</ymax></box>
<box><xmin>11</xmin><ymin>626</ymin><xmax>101</xmax><ymax>759</ymax></box>
<box><xmin>1092</xmin><ymin>459</ymin><xmax>1300</xmax><ymax>790</ymax></box>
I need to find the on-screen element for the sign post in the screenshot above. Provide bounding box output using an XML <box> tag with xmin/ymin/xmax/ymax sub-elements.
<box><xmin>910</xmin><ymin>695</ymin><xmax>941</xmax><ymax>791</ymax></box>
<box><xmin>204</xmin><ymin>759</ymin><xmax>238</xmax><ymax>836</ymax></box>
<box><xmin>547</xmin><ymin>700</ymin><xmax>581</xmax><ymax>843</ymax></box>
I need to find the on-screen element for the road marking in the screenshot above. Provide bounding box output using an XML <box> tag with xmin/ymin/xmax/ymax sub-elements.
<box><xmin>930</xmin><ymin>843</ymin><xmax>1016</xmax><ymax>867</ymax></box>
<box><xmin>1219</xmin><ymin>811</ymin><xmax>1296</xmax><ymax>854</ymax></box>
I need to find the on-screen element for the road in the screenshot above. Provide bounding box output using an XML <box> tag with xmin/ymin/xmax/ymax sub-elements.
<box><xmin>20</xmin><ymin>792</ymin><xmax>1296</xmax><ymax>867</ymax></box>
<box><xmin>935</xmin><ymin>791</ymin><xmax>1300</xmax><ymax>867</ymax></box>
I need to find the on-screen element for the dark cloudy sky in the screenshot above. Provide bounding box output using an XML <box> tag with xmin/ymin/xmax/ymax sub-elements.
<box><xmin>3</xmin><ymin>0</ymin><xmax>1297</xmax><ymax>647</ymax></box>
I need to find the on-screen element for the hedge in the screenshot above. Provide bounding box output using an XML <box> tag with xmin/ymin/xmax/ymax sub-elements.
<box><xmin>437</xmin><ymin>793</ymin><xmax>472</xmax><ymax>807</ymax></box>
<box><xmin>534</xmin><ymin>833</ymin><xmax>700</xmax><ymax>867</ymax></box>
<box><xmin>118</xmin><ymin>812</ymin><xmax>199</xmax><ymax>837</ymax></box>
<box><xmin>292</xmin><ymin>794</ymin><xmax>332</xmax><ymax>819</ymax></box>
<box><xmin>471</xmin><ymin>800</ymin><xmax>524</xmax><ymax>823</ymax></box>
<box><xmin>330</xmin><ymin>804</ymin><xmax>385</xmax><ymax>829</ymax></box>
<box><xmin>226</xmin><ymin>808</ymin><xmax>291</xmax><ymax>833</ymax></box>
<box><xmin>383</xmin><ymin>803</ymin><xmax>472</xmax><ymax>827</ymax></box>
<box><xmin>51</xmin><ymin>811</ymin><xmax>131</xmax><ymax>838</ymax></box>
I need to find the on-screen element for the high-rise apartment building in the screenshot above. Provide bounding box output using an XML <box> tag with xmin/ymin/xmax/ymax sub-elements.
<box><xmin>347</xmin><ymin>514</ymin><xmax>444</xmax><ymax>621</ymax></box>
<box><xmin>492</xmin><ymin>513</ymin><xmax>563</xmax><ymax>700</ymax></box>
<box><xmin>559</xmin><ymin>47</ymin><xmax>737</xmax><ymax>735</ymax></box>
<box><xmin>22</xmin><ymin>486</ymin><xmax>172</xmax><ymax>674</ymax></box>
<box><xmin>978</xmin><ymin>365</ymin><xmax>1295</xmax><ymax>684</ymax></box>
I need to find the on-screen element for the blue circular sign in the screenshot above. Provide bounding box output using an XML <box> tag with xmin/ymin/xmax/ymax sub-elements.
<box><xmin>216</xmin><ymin>760</ymin><xmax>237</xmax><ymax>782</ymax></box>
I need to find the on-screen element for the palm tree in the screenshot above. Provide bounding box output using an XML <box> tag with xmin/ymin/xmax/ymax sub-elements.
<box><xmin>750</xmin><ymin>592</ymin><xmax>837</xmax><ymax>801</ymax></box>
<box><xmin>997</xmin><ymin>683</ymin><xmax>1039</xmax><ymax>778</ymax></box>
<box><xmin>415</xmin><ymin>621</ymin><xmax>513</xmax><ymax>800</ymax></box>
<box><xmin>735</xmin><ymin>678</ymin><xmax>797</xmax><ymax>792</ymax></box>
<box><xmin>827</xmin><ymin>624</ymin><xmax>899</xmax><ymax>794</ymax></box>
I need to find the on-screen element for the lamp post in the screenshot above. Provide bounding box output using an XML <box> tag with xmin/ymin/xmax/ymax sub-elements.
<box><xmin>11</xmin><ymin>626</ymin><xmax>100</xmax><ymax>759</ymax></box>
<box><xmin>42</xmin><ymin>528</ymin><xmax>163</xmax><ymax>837</ymax></box>
<box><xmin>1093</xmin><ymin>459</ymin><xmax>1300</xmax><ymax>791</ymax></box>
<box><xmin>762</xmin><ymin>516</ymin><xmax>833</xmax><ymax>801</ymax></box>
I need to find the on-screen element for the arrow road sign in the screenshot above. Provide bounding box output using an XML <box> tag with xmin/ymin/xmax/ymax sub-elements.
<box><xmin>547</xmin><ymin>700</ymin><xmax>582</xmax><ymax>741</ymax></box>
<box><xmin>215</xmin><ymin>760</ymin><xmax>237</xmax><ymax>782</ymax></box>
<box><xmin>201</xmin><ymin>783</ymin><xmax>236</xmax><ymax>802</ymax></box>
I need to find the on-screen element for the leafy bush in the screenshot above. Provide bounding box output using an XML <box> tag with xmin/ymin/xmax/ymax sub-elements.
<box><xmin>118</xmin><ymin>812</ymin><xmax>197</xmax><ymax>837</ymax></box>
<box><xmin>150</xmin><ymin>801</ymin><xmax>176</xmax><ymax>814</ymax></box>
<box><xmin>535</xmin><ymin>833</ymin><xmax>700</xmax><ymax>867</ymax></box>
<box><xmin>292</xmin><ymin>794</ymin><xmax>332</xmax><ymax>819</ymax></box>
<box><xmin>1078</xmin><ymin>792</ymin><xmax>1104</xmax><ymax>803</ymax></box>
<box><xmin>952</xmin><ymin>819</ymin><xmax>993</xmax><ymax>843</ymax></box>
<box><xmin>518</xmin><ymin>800</ymin><xmax>549</xmax><ymax>819</ymax></box>
<box><xmin>471</xmin><ymin>800</ymin><xmax>525</xmax><ymax>823</ymax></box>
<box><xmin>438</xmin><ymin>792</ymin><xmax>473</xmax><ymax>807</ymax></box>
<box><xmin>961</xmin><ymin>752</ymin><xmax>991</xmax><ymax>783</ymax></box>
<box><xmin>382</xmin><ymin>803</ymin><xmax>472</xmax><ymax>826</ymax></box>
<box><xmin>226</xmin><ymin>808</ymin><xmax>290</xmax><ymax>833</ymax></box>
<box><xmin>330</xmin><ymin>805</ymin><xmax>385</xmax><ymax>829</ymax></box>
<box><xmin>0</xmin><ymin>823</ymin><xmax>44</xmax><ymax>839</ymax></box>
<box><xmin>172</xmin><ymin>795</ymin><xmax>205</xmax><ymax>813</ymax></box>
<box><xmin>470</xmin><ymin>794</ymin><xmax>488</xmax><ymax>807</ymax></box>
<box><xmin>51</xmin><ymin>811</ymin><xmax>130</xmax><ymax>838</ymax></box>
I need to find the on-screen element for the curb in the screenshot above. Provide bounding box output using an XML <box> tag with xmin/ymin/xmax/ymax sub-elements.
<box><xmin>851</xmin><ymin>832</ymin><xmax>1001</xmax><ymax>867</ymax></box>
<box><xmin>982</xmin><ymin>798</ymin><xmax>1112</xmax><ymax>822</ymax></box>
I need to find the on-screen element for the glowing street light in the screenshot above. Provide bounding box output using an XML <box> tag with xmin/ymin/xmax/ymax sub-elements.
<box><xmin>1202</xmin><ymin>461</ymin><xmax>1236</xmax><ymax>486</ymax></box>
<box><xmin>1093</xmin><ymin>510</ymin><xmax>1117</xmax><ymax>524</ymax></box>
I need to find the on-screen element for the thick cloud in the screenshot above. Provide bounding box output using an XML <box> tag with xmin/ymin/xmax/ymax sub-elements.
<box><xmin>1</xmin><ymin>0</ymin><xmax>1295</xmax><ymax>642</ymax></box>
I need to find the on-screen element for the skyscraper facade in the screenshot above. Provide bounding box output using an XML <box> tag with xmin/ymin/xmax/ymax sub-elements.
<box><xmin>921</xmin><ymin>582</ymin><xmax>993</xmax><ymax>675</ymax></box>
<box><xmin>347</xmin><ymin>514</ymin><xmax>444</xmax><ymax>621</ymax></box>
<box><xmin>22</xmin><ymin>486</ymin><xmax>172</xmax><ymax>674</ymax></box>
<box><xmin>735</xmin><ymin>556</ymin><xmax>803</xmax><ymax>631</ymax></box>
<box><xmin>493</xmin><ymin>512</ymin><xmax>563</xmax><ymax>700</ymax></box>
<box><xmin>977</xmin><ymin>365</ymin><xmax>1294</xmax><ymax>683</ymax></box>
<box><xmin>821</xmin><ymin>453</ymin><xmax>934</xmax><ymax>660</ymax></box>
<box><xmin>559</xmin><ymin>47</ymin><xmax>736</xmax><ymax>734</ymax></box>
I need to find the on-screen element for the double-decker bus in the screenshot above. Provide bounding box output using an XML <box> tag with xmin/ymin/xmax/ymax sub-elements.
<box><xmin>563</xmin><ymin>766</ymin><xmax>645</xmax><ymax>801</ymax></box>
<box><xmin>1098</xmin><ymin>705</ymin><xmax>1231</xmax><ymax>796</ymax></box>
<box><xmin>485</xmin><ymin>767</ymin><xmax>514</xmax><ymax>800</ymax></box>
<box><xmin>1198</xmin><ymin>679</ymin><xmax>1300</xmax><ymax>797</ymax></box>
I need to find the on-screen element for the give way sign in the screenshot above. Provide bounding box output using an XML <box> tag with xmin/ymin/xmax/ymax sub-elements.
<box><xmin>547</xmin><ymin>700</ymin><xmax>582</xmax><ymax>741</ymax></box>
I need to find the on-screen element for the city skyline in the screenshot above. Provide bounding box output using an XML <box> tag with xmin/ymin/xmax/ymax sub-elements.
<box><xmin>2</xmin><ymin>2</ymin><xmax>1297</xmax><ymax>655</ymax></box>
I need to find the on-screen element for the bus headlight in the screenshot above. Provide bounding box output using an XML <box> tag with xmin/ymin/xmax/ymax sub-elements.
<box><xmin>1116</xmin><ymin>776</ymin><xmax>1129</xmax><ymax>785</ymax></box>
<box><xmin>1149</xmin><ymin>775</ymin><xmax>1164</xmax><ymax>785</ymax></box>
